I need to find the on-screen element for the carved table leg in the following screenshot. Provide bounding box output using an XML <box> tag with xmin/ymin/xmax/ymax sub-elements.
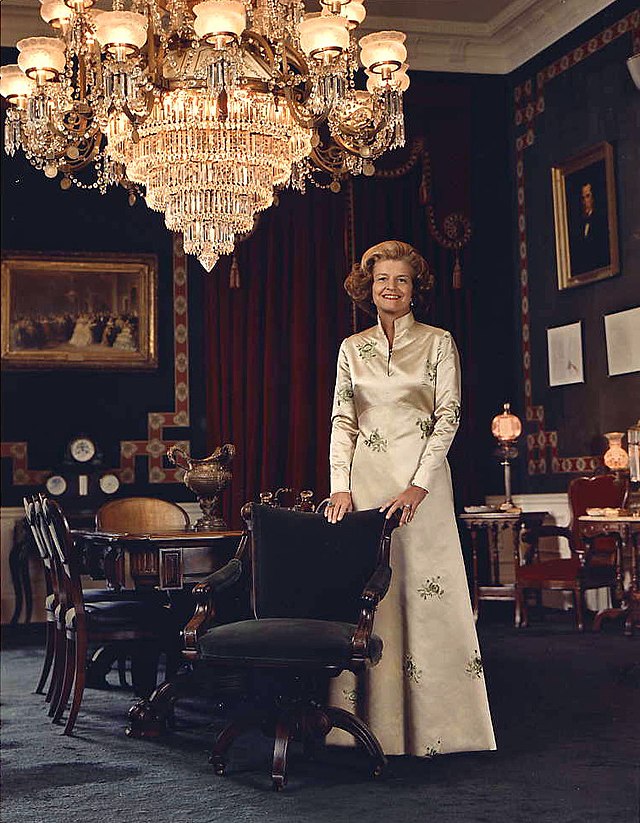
<box><xmin>125</xmin><ymin>667</ymin><xmax>192</xmax><ymax>738</ymax></box>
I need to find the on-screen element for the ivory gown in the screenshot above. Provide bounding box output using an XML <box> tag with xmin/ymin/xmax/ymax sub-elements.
<box><xmin>328</xmin><ymin>312</ymin><xmax>496</xmax><ymax>757</ymax></box>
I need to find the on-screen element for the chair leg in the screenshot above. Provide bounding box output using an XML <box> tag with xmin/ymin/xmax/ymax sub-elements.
<box><xmin>209</xmin><ymin>717</ymin><xmax>255</xmax><ymax>776</ymax></box>
<box><xmin>35</xmin><ymin>621</ymin><xmax>55</xmax><ymax>694</ymax></box>
<box><xmin>51</xmin><ymin>635</ymin><xmax>75</xmax><ymax>722</ymax></box>
<box><xmin>519</xmin><ymin>586</ymin><xmax>530</xmax><ymax>628</ymax></box>
<box><xmin>46</xmin><ymin>626</ymin><xmax>66</xmax><ymax>711</ymax></box>
<box><xmin>573</xmin><ymin>589</ymin><xmax>584</xmax><ymax>632</ymax></box>
<box><xmin>271</xmin><ymin>711</ymin><xmax>294</xmax><ymax>791</ymax></box>
<box><xmin>325</xmin><ymin>706</ymin><xmax>387</xmax><ymax>777</ymax></box>
<box><xmin>117</xmin><ymin>653</ymin><xmax>128</xmax><ymax>688</ymax></box>
<box><xmin>63</xmin><ymin>634</ymin><xmax>88</xmax><ymax>736</ymax></box>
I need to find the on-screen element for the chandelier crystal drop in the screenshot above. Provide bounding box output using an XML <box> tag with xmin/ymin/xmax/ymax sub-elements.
<box><xmin>2</xmin><ymin>0</ymin><xmax>409</xmax><ymax>271</ymax></box>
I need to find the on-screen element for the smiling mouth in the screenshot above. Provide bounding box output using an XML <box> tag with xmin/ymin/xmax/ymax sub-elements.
<box><xmin>382</xmin><ymin>294</ymin><xmax>401</xmax><ymax>299</ymax></box>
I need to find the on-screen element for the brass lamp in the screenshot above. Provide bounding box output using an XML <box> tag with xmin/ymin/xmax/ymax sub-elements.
<box><xmin>491</xmin><ymin>402</ymin><xmax>523</xmax><ymax>513</ymax></box>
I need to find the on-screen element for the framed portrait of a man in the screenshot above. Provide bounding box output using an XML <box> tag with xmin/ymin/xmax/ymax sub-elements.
<box><xmin>551</xmin><ymin>142</ymin><xmax>619</xmax><ymax>290</ymax></box>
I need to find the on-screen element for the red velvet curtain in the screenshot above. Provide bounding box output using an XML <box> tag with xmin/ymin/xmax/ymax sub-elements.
<box><xmin>205</xmin><ymin>78</ymin><xmax>476</xmax><ymax>528</ymax></box>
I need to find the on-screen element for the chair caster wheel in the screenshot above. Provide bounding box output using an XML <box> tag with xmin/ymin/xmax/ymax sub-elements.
<box><xmin>272</xmin><ymin>779</ymin><xmax>284</xmax><ymax>792</ymax></box>
<box><xmin>372</xmin><ymin>764</ymin><xmax>385</xmax><ymax>779</ymax></box>
<box><xmin>210</xmin><ymin>755</ymin><xmax>226</xmax><ymax>776</ymax></box>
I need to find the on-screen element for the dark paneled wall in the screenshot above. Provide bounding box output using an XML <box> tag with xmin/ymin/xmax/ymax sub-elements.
<box><xmin>508</xmin><ymin>2</ymin><xmax>640</xmax><ymax>494</ymax></box>
<box><xmin>1</xmin><ymin>44</ymin><xmax>207</xmax><ymax>505</ymax></box>
<box><xmin>1</xmin><ymin>46</ymin><xmax>512</xmax><ymax>508</ymax></box>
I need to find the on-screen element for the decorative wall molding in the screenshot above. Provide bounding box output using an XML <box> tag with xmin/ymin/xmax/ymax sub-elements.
<box><xmin>1</xmin><ymin>235</ymin><xmax>192</xmax><ymax>488</ymax></box>
<box><xmin>0</xmin><ymin>0</ymin><xmax>618</xmax><ymax>75</ymax></box>
<box><xmin>512</xmin><ymin>10</ymin><xmax>639</xmax><ymax>476</ymax></box>
<box><xmin>118</xmin><ymin>235</ymin><xmax>191</xmax><ymax>485</ymax></box>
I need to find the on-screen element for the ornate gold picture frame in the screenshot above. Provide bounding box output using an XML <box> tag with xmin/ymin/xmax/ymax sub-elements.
<box><xmin>551</xmin><ymin>141</ymin><xmax>619</xmax><ymax>290</ymax></box>
<box><xmin>1</xmin><ymin>252</ymin><xmax>158</xmax><ymax>370</ymax></box>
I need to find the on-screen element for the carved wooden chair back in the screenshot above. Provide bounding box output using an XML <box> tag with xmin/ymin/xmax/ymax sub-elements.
<box><xmin>23</xmin><ymin>496</ymin><xmax>59</xmax><ymax>696</ymax></box>
<box><xmin>40</xmin><ymin>498</ymin><xmax>178</xmax><ymax>735</ymax></box>
<box><xmin>96</xmin><ymin>497</ymin><xmax>190</xmax><ymax>533</ymax></box>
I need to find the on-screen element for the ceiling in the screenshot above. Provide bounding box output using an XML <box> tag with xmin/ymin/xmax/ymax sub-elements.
<box><xmin>0</xmin><ymin>0</ymin><xmax>618</xmax><ymax>74</ymax></box>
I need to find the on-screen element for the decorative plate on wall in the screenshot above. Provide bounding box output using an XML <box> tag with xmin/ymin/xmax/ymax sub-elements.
<box><xmin>99</xmin><ymin>473</ymin><xmax>120</xmax><ymax>495</ymax></box>
<box><xmin>45</xmin><ymin>475</ymin><xmax>67</xmax><ymax>496</ymax></box>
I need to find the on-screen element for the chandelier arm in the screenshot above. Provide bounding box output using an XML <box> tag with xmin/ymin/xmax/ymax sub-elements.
<box><xmin>242</xmin><ymin>29</ymin><xmax>279</xmax><ymax>76</ymax></box>
<box><xmin>281</xmin><ymin>86</ymin><xmax>326</xmax><ymax>130</ymax></box>
<box><xmin>330</xmin><ymin>127</ymin><xmax>386</xmax><ymax>160</ymax></box>
<box><xmin>310</xmin><ymin>142</ymin><xmax>348</xmax><ymax>176</ymax></box>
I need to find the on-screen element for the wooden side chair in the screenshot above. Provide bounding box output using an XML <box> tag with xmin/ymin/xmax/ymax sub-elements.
<box><xmin>23</xmin><ymin>497</ymin><xmax>57</xmax><ymax>696</ymax></box>
<box><xmin>177</xmin><ymin>503</ymin><xmax>399</xmax><ymax>790</ymax></box>
<box><xmin>96</xmin><ymin>497</ymin><xmax>190</xmax><ymax>532</ymax></box>
<box><xmin>516</xmin><ymin>474</ymin><xmax>628</xmax><ymax>631</ymax></box>
<box><xmin>40</xmin><ymin>498</ymin><xmax>181</xmax><ymax>735</ymax></box>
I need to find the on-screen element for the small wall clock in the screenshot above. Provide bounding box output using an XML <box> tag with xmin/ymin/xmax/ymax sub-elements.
<box><xmin>68</xmin><ymin>437</ymin><xmax>97</xmax><ymax>464</ymax></box>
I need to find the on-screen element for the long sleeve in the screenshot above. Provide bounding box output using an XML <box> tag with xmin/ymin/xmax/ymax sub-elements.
<box><xmin>329</xmin><ymin>341</ymin><xmax>359</xmax><ymax>493</ymax></box>
<box><xmin>411</xmin><ymin>332</ymin><xmax>461</xmax><ymax>491</ymax></box>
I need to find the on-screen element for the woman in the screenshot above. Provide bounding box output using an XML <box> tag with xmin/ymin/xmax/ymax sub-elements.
<box><xmin>326</xmin><ymin>240</ymin><xmax>496</xmax><ymax>757</ymax></box>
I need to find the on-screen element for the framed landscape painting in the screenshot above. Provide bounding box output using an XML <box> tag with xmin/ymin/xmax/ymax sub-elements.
<box><xmin>551</xmin><ymin>141</ymin><xmax>619</xmax><ymax>290</ymax></box>
<box><xmin>1</xmin><ymin>252</ymin><xmax>158</xmax><ymax>370</ymax></box>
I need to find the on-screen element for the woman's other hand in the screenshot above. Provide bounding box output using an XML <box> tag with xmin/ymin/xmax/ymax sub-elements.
<box><xmin>379</xmin><ymin>485</ymin><xmax>428</xmax><ymax>526</ymax></box>
<box><xmin>324</xmin><ymin>492</ymin><xmax>353</xmax><ymax>524</ymax></box>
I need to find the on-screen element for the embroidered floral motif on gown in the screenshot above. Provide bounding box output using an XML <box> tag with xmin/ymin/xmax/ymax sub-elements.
<box><xmin>328</xmin><ymin>312</ymin><xmax>496</xmax><ymax>757</ymax></box>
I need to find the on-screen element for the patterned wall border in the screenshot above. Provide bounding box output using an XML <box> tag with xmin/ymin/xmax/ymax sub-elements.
<box><xmin>513</xmin><ymin>10</ymin><xmax>640</xmax><ymax>476</ymax></box>
<box><xmin>1</xmin><ymin>234</ymin><xmax>191</xmax><ymax>487</ymax></box>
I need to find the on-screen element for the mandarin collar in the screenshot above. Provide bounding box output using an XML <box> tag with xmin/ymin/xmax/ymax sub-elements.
<box><xmin>376</xmin><ymin>311</ymin><xmax>416</xmax><ymax>341</ymax></box>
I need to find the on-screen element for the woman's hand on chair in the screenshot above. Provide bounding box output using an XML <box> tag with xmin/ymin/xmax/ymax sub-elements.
<box><xmin>325</xmin><ymin>492</ymin><xmax>353</xmax><ymax>524</ymax></box>
<box><xmin>380</xmin><ymin>485</ymin><xmax>428</xmax><ymax>526</ymax></box>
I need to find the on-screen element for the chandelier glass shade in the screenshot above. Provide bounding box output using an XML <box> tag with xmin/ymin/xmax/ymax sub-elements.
<box><xmin>2</xmin><ymin>0</ymin><xmax>410</xmax><ymax>271</ymax></box>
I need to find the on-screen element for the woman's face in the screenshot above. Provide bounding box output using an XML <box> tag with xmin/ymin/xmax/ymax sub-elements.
<box><xmin>371</xmin><ymin>258</ymin><xmax>414</xmax><ymax>319</ymax></box>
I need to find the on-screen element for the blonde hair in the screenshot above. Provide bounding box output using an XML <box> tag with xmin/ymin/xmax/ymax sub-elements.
<box><xmin>344</xmin><ymin>240</ymin><xmax>435</xmax><ymax>317</ymax></box>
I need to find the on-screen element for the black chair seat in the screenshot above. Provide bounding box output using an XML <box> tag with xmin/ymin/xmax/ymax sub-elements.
<box><xmin>198</xmin><ymin>618</ymin><xmax>383</xmax><ymax>667</ymax></box>
<box><xmin>83</xmin><ymin>600</ymin><xmax>174</xmax><ymax>630</ymax></box>
<box><xmin>83</xmin><ymin>587</ymin><xmax>163</xmax><ymax>603</ymax></box>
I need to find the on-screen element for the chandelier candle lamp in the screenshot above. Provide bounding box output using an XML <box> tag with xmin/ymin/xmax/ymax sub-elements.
<box><xmin>491</xmin><ymin>402</ymin><xmax>523</xmax><ymax>513</ymax></box>
<box><xmin>1</xmin><ymin>0</ymin><xmax>409</xmax><ymax>271</ymax></box>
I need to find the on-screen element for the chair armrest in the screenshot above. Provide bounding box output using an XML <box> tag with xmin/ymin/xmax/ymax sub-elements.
<box><xmin>351</xmin><ymin>561</ymin><xmax>392</xmax><ymax>661</ymax></box>
<box><xmin>362</xmin><ymin>563</ymin><xmax>392</xmax><ymax>604</ymax></box>
<box><xmin>182</xmin><ymin>534</ymin><xmax>247</xmax><ymax>658</ymax></box>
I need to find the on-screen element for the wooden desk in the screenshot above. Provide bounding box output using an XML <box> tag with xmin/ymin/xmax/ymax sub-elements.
<box><xmin>578</xmin><ymin>515</ymin><xmax>640</xmax><ymax>636</ymax></box>
<box><xmin>74</xmin><ymin>528</ymin><xmax>244</xmax><ymax>591</ymax></box>
<box><xmin>459</xmin><ymin>511</ymin><xmax>548</xmax><ymax>626</ymax></box>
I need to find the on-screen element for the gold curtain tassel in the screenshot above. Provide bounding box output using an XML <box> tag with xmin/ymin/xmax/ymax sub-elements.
<box><xmin>229</xmin><ymin>255</ymin><xmax>241</xmax><ymax>289</ymax></box>
<box><xmin>452</xmin><ymin>254</ymin><xmax>462</xmax><ymax>290</ymax></box>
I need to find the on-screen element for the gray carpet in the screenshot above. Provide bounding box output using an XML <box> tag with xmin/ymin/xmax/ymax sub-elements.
<box><xmin>2</xmin><ymin>618</ymin><xmax>639</xmax><ymax>823</ymax></box>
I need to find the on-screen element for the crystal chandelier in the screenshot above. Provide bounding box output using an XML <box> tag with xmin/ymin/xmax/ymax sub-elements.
<box><xmin>1</xmin><ymin>1</ymin><xmax>409</xmax><ymax>271</ymax></box>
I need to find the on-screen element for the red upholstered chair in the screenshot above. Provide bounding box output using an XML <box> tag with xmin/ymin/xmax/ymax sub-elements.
<box><xmin>516</xmin><ymin>474</ymin><xmax>628</xmax><ymax>631</ymax></box>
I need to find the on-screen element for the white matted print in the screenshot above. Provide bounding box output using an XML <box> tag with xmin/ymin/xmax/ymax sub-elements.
<box><xmin>604</xmin><ymin>307</ymin><xmax>640</xmax><ymax>376</ymax></box>
<box><xmin>547</xmin><ymin>321</ymin><xmax>584</xmax><ymax>387</ymax></box>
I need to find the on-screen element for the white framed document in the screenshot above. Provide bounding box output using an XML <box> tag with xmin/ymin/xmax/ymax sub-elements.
<box><xmin>604</xmin><ymin>307</ymin><xmax>640</xmax><ymax>376</ymax></box>
<box><xmin>547</xmin><ymin>321</ymin><xmax>584</xmax><ymax>387</ymax></box>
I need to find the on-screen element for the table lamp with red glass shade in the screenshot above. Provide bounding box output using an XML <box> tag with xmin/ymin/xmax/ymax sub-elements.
<box><xmin>491</xmin><ymin>403</ymin><xmax>523</xmax><ymax>513</ymax></box>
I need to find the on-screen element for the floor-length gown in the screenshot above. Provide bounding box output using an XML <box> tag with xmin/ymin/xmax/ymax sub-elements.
<box><xmin>328</xmin><ymin>312</ymin><xmax>496</xmax><ymax>757</ymax></box>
